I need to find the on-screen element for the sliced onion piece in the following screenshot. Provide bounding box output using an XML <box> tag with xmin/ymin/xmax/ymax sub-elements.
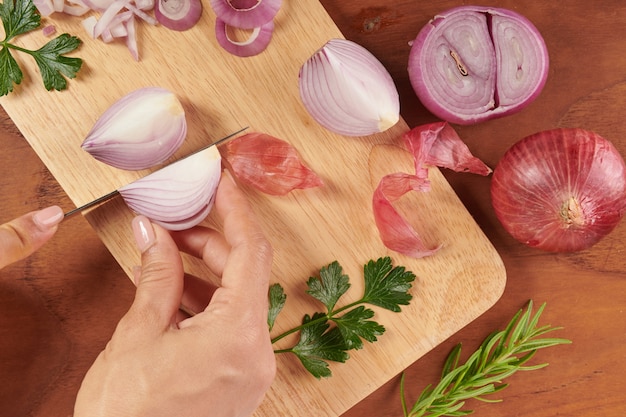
<box><xmin>81</xmin><ymin>0</ymin><xmax>116</xmax><ymax>11</ymax></box>
<box><xmin>491</xmin><ymin>128</ymin><xmax>626</xmax><ymax>252</ymax></box>
<box><xmin>221</xmin><ymin>132</ymin><xmax>323</xmax><ymax>195</ymax></box>
<box><xmin>209</xmin><ymin>0</ymin><xmax>281</xmax><ymax>30</ymax></box>
<box><xmin>119</xmin><ymin>146</ymin><xmax>222</xmax><ymax>231</ymax></box>
<box><xmin>408</xmin><ymin>6</ymin><xmax>549</xmax><ymax>125</ymax></box>
<box><xmin>82</xmin><ymin>87</ymin><xmax>187</xmax><ymax>170</ymax></box>
<box><xmin>299</xmin><ymin>38</ymin><xmax>400</xmax><ymax>137</ymax></box>
<box><xmin>154</xmin><ymin>0</ymin><xmax>202</xmax><ymax>31</ymax></box>
<box><xmin>214</xmin><ymin>18</ymin><xmax>274</xmax><ymax>57</ymax></box>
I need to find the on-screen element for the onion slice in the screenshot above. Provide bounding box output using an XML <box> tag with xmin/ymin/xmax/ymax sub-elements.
<box><xmin>209</xmin><ymin>0</ymin><xmax>281</xmax><ymax>30</ymax></box>
<box><xmin>408</xmin><ymin>6</ymin><xmax>549</xmax><ymax>124</ymax></box>
<box><xmin>221</xmin><ymin>132</ymin><xmax>323</xmax><ymax>195</ymax></box>
<box><xmin>214</xmin><ymin>18</ymin><xmax>274</xmax><ymax>57</ymax></box>
<box><xmin>119</xmin><ymin>145</ymin><xmax>222</xmax><ymax>231</ymax></box>
<box><xmin>154</xmin><ymin>0</ymin><xmax>203</xmax><ymax>31</ymax></box>
<box><xmin>491</xmin><ymin>128</ymin><xmax>626</xmax><ymax>252</ymax></box>
<box><xmin>299</xmin><ymin>38</ymin><xmax>400</xmax><ymax>137</ymax></box>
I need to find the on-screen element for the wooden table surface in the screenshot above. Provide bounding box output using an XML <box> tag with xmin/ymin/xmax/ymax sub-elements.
<box><xmin>1</xmin><ymin>1</ymin><xmax>625</xmax><ymax>416</ymax></box>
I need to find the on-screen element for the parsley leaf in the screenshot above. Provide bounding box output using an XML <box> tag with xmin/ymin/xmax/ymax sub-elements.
<box><xmin>31</xmin><ymin>33</ymin><xmax>82</xmax><ymax>91</ymax></box>
<box><xmin>363</xmin><ymin>257</ymin><xmax>415</xmax><ymax>312</ymax></box>
<box><xmin>0</xmin><ymin>0</ymin><xmax>41</xmax><ymax>41</ymax></box>
<box><xmin>0</xmin><ymin>0</ymin><xmax>83</xmax><ymax>96</ymax></box>
<box><xmin>270</xmin><ymin>257</ymin><xmax>416</xmax><ymax>378</ymax></box>
<box><xmin>0</xmin><ymin>46</ymin><xmax>21</xmax><ymax>94</ymax></box>
<box><xmin>306</xmin><ymin>261</ymin><xmax>350</xmax><ymax>312</ymax></box>
<box><xmin>333</xmin><ymin>306</ymin><xmax>385</xmax><ymax>350</ymax></box>
<box><xmin>267</xmin><ymin>283</ymin><xmax>286</xmax><ymax>331</ymax></box>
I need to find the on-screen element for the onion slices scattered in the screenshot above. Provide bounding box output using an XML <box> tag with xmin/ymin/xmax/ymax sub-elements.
<box><xmin>154</xmin><ymin>0</ymin><xmax>203</xmax><ymax>31</ymax></box>
<box><xmin>209</xmin><ymin>0</ymin><xmax>282</xmax><ymax>57</ymax></box>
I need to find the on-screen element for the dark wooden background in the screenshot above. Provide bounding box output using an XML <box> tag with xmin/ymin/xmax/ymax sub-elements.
<box><xmin>1</xmin><ymin>1</ymin><xmax>625</xmax><ymax>416</ymax></box>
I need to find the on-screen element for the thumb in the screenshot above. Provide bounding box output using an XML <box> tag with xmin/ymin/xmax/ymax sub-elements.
<box><xmin>0</xmin><ymin>206</ymin><xmax>63</xmax><ymax>270</ymax></box>
<box><xmin>128</xmin><ymin>216</ymin><xmax>184</xmax><ymax>329</ymax></box>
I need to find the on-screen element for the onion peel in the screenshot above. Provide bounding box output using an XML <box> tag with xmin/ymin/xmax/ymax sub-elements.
<box><xmin>373</xmin><ymin>173</ymin><xmax>441</xmax><ymax>258</ymax></box>
<box><xmin>373</xmin><ymin>122</ymin><xmax>490</xmax><ymax>258</ymax></box>
<box><xmin>221</xmin><ymin>132</ymin><xmax>323</xmax><ymax>196</ymax></box>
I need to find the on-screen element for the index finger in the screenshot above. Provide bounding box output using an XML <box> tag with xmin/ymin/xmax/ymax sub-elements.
<box><xmin>0</xmin><ymin>206</ymin><xmax>63</xmax><ymax>269</ymax></box>
<box><xmin>215</xmin><ymin>171</ymin><xmax>273</xmax><ymax>303</ymax></box>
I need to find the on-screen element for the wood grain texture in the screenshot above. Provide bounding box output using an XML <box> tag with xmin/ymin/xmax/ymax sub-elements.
<box><xmin>0</xmin><ymin>0</ymin><xmax>506</xmax><ymax>416</ymax></box>
<box><xmin>1</xmin><ymin>1</ymin><xmax>626</xmax><ymax>417</ymax></box>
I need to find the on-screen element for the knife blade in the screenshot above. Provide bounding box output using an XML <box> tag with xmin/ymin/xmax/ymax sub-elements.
<box><xmin>64</xmin><ymin>127</ymin><xmax>248</xmax><ymax>218</ymax></box>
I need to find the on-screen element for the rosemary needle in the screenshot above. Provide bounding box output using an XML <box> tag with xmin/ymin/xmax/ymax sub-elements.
<box><xmin>401</xmin><ymin>300</ymin><xmax>571</xmax><ymax>417</ymax></box>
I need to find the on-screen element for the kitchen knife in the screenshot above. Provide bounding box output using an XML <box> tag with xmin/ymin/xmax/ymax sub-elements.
<box><xmin>64</xmin><ymin>127</ymin><xmax>248</xmax><ymax>218</ymax></box>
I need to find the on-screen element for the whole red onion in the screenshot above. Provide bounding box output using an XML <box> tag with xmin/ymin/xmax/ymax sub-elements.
<box><xmin>491</xmin><ymin>128</ymin><xmax>626</xmax><ymax>252</ymax></box>
<box><xmin>408</xmin><ymin>6</ymin><xmax>549</xmax><ymax>125</ymax></box>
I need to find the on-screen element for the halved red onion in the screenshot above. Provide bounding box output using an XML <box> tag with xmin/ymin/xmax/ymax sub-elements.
<box><xmin>491</xmin><ymin>128</ymin><xmax>626</xmax><ymax>252</ymax></box>
<box><xmin>214</xmin><ymin>18</ymin><xmax>274</xmax><ymax>57</ymax></box>
<box><xmin>154</xmin><ymin>0</ymin><xmax>202</xmax><ymax>31</ymax></box>
<box><xmin>82</xmin><ymin>87</ymin><xmax>187</xmax><ymax>170</ymax></box>
<box><xmin>119</xmin><ymin>145</ymin><xmax>222</xmax><ymax>231</ymax></box>
<box><xmin>221</xmin><ymin>132</ymin><xmax>323</xmax><ymax>195</ymax></box>
<box><xmin>299</xmin><ymin>38</ymin><xmax>400</xmax><ymax>137</ymax></box>
<box><xmin>408</xmin><ymin>6</ymin><xmax>549</xmax><ymax>125</ymax></box>
<box><xmin>209</xmin><ymin>0</ymin><xmax>281</xmax><ymax>30</ymax></box>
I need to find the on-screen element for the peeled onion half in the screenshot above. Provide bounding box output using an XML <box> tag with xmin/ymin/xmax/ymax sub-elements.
<box><xmin>408</xmin><ymin>6</ymin><xmax>549</xmax><ymax>125</ymax></box>
<box><xmin>491</xmin><ymin>128</ymin><xmax>626</xmax><ymax>252</ymax></box>
<box><xmin>299</xmin><ymin>38</ymin><xmax>400</xmax><ymax>136</ymax></box>
<box><xmin>119</xmin><ymin>145</ymin><xmax>222</xmax><ymax>231</ymax></box>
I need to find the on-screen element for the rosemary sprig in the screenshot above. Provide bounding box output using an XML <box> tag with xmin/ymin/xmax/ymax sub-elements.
<box><xmin>401</xmin><ymin>300</ymin><xmax>571</xmax><ymax>417</ymax></box>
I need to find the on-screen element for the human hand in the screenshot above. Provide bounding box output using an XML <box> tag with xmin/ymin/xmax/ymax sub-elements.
<box><xmin>0</xmin><ymin>206</ymin><xmax>64</xmax><ymax>270</ymax></box>
<box><xmin>74</xmin><ymin>172</ymin><xmax>276</xmax><ymax>417</ymax></box>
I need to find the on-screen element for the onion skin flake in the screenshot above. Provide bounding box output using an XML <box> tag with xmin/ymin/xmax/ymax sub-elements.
<box><xmin>221</xmin><ymin>132</ymin><xmax>323</xmax><ymax>196</ymax></box>
<box><xmin>491</xmin><ymin>128</ymin><xmax>626</xmax><ymax>252</ymax></box>
<box><xmin>373</xmin><ymin>122</ymin><xmax>490</xmax><ymax>258</ymax></box>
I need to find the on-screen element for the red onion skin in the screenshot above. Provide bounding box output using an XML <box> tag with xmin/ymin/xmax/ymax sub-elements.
<box><xmin>408</xmin><ymin>6</ymin><xmax>549</xmax><ymax>125</ymax></box>
<box><xmin>491</xmin><ymin>128</ymin><xmax>626</xmax><ymax>252</ymax></box>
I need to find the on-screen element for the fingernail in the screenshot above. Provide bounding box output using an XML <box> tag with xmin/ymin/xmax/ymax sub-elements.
<box><xmin>132</xmin><ymin>216</ymin><xmax>155</xmax><ymax>253</ymax></box>
<box><xmin>34</xmin><ymin>206</ymin><xmax>64</xmax><ymax>229</ymax></box>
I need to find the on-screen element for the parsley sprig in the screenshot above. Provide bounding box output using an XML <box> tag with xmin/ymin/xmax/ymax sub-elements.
<box><xmin>0</xmin><ymin>0</ymin><xmax>82</xmax><ymax>96</ymax></box>
<box><xmin>401</xmin><ymin>300</ymin><xmax>571</xmax><ymax>417</ymax></box>
<box><xmin>269</xmin><ymin>257</ymin><xmax>416</xmax><ymax>379</ymax></box>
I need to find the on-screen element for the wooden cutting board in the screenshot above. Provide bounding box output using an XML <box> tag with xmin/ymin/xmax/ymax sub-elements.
<box><xmin>0</xmin><ymin>1</ymin><xmax>506</xmax><ymax>415</ymax></box>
